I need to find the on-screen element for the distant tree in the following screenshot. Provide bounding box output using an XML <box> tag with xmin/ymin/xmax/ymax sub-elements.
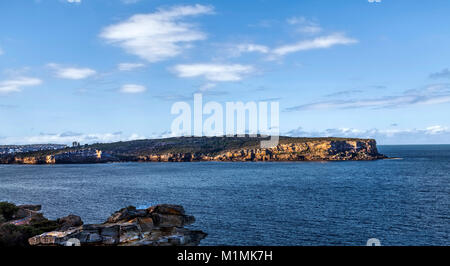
<box><xmin>0</xmin><ymin>202</ymin><xmax>19</xmax><ymax>221</ymax></box>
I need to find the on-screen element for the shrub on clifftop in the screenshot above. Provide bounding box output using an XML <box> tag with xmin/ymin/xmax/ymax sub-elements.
<box><xmin>0</xmin><ymin>202</ymin><xmax>19</xmax><ymax>222</ymax></box>
<box><xmin>0</xmin><ymin>202</ymin><xmax>59</xmax><ymax>247</ymax></box>
<box><xmin>0</xmin><ymin>224</ymin><xmax>37</xmax><ymax>247</ymax></box>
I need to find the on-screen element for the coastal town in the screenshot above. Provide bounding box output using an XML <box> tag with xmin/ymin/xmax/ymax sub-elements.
<box><xmin>0</xmin><ymin>144</ymin><xmax>66</xmax><ymax>155</ymax></box>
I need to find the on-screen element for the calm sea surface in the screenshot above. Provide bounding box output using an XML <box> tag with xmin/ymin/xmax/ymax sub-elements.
<box><xmin>0</xmin><ymin>145</ymin><xmax>449</xmax><ymax>246</ymax></box>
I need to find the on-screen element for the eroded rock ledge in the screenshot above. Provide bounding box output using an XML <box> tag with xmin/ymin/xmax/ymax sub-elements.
<box><xmin>0</xmin><ymin>202</ymin><xmax>206</xmax><ymax>246</ymax></box>
<box><xmin>29</xmin><ymin>205</ymin><xmax>206</xmax><ymax>246</ymax></box>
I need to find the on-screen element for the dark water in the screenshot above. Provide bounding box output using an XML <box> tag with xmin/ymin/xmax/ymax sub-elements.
<box><xmin>0</xmin><ymin>145</ymin><xmax>449</xmax><ymax>246</ymax></box>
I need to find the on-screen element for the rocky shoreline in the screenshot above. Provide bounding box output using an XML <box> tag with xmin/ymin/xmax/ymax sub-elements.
<box><xmin>0</xmin><ymin>137</ymin><xmax>387</xmax><ymax>164</ymax></box>
<box><xmin>0</xmin><ymin>202</ymin><xmax>207</xmax><ymax>247</ymax></box>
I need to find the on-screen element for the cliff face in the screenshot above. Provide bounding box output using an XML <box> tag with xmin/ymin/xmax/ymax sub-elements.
<box><xmin>137</xmin><ymin>139</ymin><xmax>385</xmax><ymax>162</ymax></box>
<box><xmin>0</xmin><ymin>138</ymin><xmax>386</xmax><ymax>164</ymax></box>
<box><xmin>220</xmin><ymin>139</ymin><xmax>383</xmax><ymax>161</ymax></box>
<box><xmin>3</xmin><ymin>149</ymin><xmax>116</xmax><ymax>165</ymax></box>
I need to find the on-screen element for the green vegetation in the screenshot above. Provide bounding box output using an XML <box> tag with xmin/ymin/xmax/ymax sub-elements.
<box><xmin>0</xmin><ymin>202</ymin><xmax>59</xmax><ymax>247</ymax></box>
<box><xmin>91</xmin><ymin>136</ymin><xmax>373</xmax><ymax>155</ymax></box>
<box><xmin>0</xmin><ymin>224</ymin><xmax>36</xmax><ymax>247</ymax></box>
<box><xmin>0</xmin><ymin>222</ymin><xmax>59</xmax><ymax>247</ymax></box>
<box><xmin>0</xmin><ymin>202</ymin><xmax>19</xmax><ymax>222</ymax></box>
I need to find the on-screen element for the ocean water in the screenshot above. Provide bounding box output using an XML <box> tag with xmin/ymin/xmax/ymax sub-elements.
<box><xmin>0</xmin><ymin>145</ymin><xmax>448</xmax><ymax>246</ymax></box>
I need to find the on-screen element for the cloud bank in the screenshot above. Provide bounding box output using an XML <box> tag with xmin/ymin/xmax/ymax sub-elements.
<box><xmin>286</xmin><ymin>84</ymin><xmax>450</xmax><ymax>111</ymax></box>
<box><xmin>173</xmin><ymin>63</ymin><xmax>254</xmax><ymax>82</ymax></box>
<box><xmin>287</xmin><ymin>16</ymin><xmax>322</xmax><ymax>34</ymax></box>
<box><xmin>0</xmin><ymin>132</ymin><xmax>147</xmax><ymax>145</ymax></box>
<box><xmin>286</xmin><ymin>125</ymin><xmax>450</xmax><ymax>145</ymax></box>
<box><xmin>48</xmin><ymin>63</ymin><xmax>96</xmax><ymax>80</ymax></box>
<box><xmin>0</xmin><ymin>77</ymin><xmax>42</xmax><ymax>94</ymax></box>
<box><xmin>117</xmin><ymin>62</ymin><xmax>146</xmax><ymax>71</ymax></box>
<box><xmin>272</xmin><ymin>33</ymin><xmax>357</xmax><ymax>56</ymax></box>
<box><xmin>119</xmin><ymin>84</ymin><xmax>147</xmax><ymax>93</ymax></box>
<box><xmin>100</xmin><ymin>4</ymin><xmax>214</xmax><ymax>62</ymax></box>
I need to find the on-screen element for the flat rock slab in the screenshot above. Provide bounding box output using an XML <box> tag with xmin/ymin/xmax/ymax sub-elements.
<box><xmin>28</xmin><ymin>204</ymin><xmax>207</xmax><ymax>246</ymax></box>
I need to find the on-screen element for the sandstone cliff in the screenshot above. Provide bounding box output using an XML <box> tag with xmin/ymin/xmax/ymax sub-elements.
<box><xmin>137</xmin><ymin>139</ymin><xmax>384</xmax><ymax>162</ymax></box>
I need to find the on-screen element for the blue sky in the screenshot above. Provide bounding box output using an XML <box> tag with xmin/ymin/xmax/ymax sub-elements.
<box><xmin>1</xmin><ymin>0</ymin><xmax>450</xmax><ymax>145</ymax></box>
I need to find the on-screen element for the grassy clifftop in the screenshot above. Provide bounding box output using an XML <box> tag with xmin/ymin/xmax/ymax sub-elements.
<box><xmin>93</xmin><ymin>136</ymin><xmax>376</xmax><ymax>154</ymax></box>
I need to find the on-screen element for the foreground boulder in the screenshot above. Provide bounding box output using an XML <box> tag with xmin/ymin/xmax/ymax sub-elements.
<box><xmin>28</xmin><ymin>204</ymin><xmax>206</xmax><ymax>246</ymax></box>
<box><xmin>56</xmin><ymin>214</ymin><xmax>84</xmax><ymax>231</ymax></box>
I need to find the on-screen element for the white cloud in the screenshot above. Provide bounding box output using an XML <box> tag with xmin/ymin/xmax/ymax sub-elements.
<box><xmin>198</xmin><ymin>83</ymin><xmax>217</xmax><ymax>92</ymax></box>
<box><xmin>100</xmin><ymin>4</ymin><xmax>214</xmax><ymax>63</ymax></box>
<box><xmin>226</xmin><ymin>33</ymin><xmax>356</xmax><ymax>60</ymax></box>
<box><xmin>223</xmin><ymin>43</ymin><xmax>269</xmax><ymax>58</ymax></box>
<box><xmin>425</xmin><ymin>125</ymin><xmax>449</xmax><ymax>135</ymax></box>
<box><xmin>57</xmin><ymin>68</ymin><xmax>96</xmax><ymax>79</ymax></box>
<box><xmin>119</xmin><ymin>84</ymin><xmax>147</xmax><ymax>93</ymax></box>
<box><xmin>47</xmin><ymin>63</ymin><xmax>96</xmax><ymax>80</ymax></box>
<box><xmin>297</xmin><ymin>25</ymin><xmax>322</xmax><ymax>34</ymax></box>
<box><xmin>286</xmin><ymin>84</ymin><xmax>450</xmax><ymax>111</ymax></box>
<box><xmin>287</xmin><ymin>16</ymin><xmax>322</xmax><ymax>34</ymax></box>
<box><xmin>236</xmin><ymin>44</ymin><xmax>269</xmax><ymax>54</ymax></box>
<box><xmin>173</xmin><ymin>63</ymin><xmax>254</xmax><ymax>82</ymax></box>
<box><xmin>0</xmin><ymin>132</ymin><xmax>147</xmax><ymax>145</ymax></box>
<box><xmin>286</xmin><ymin>125</ymin><xmax>450</xmax><ymax>145</ymax></box>
<box><xmin>2</xmin><ymin>67</ymin><xmax>31</xmax><ymax>77</ymax></box>
<box><xmin>272</xmin><ymin>34</ymin><xmax>358</xmax><ymax>56</ymax></box>
<box><xmin>117</xmin><ymin>62</ymin><xmax>146</xmax><ymax>71</ymax></box>
<box><xmin>0</xmin><ymin>77</ymin><xmax>42</xmax><ymax>94</ymax></box>
<box><xmin>67</xmin><ymin>0</ymin><xmax>81</xmax><ymax>3</ymax></box>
